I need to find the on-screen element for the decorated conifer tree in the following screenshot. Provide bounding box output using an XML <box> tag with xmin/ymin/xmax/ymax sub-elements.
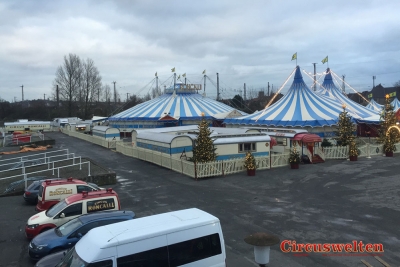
<box><xmin>244</xmin><ymin>151</ymin><xmax>256</xmax><ymax>170</ymax></box>
<box><xmin>192</xmin><ymin>117</ymin><xmax>217</xmax><ymax>163</ymax></box>
<box><xmin>378</xmin><ymin>95</ymin><xmax>400</xmax><ymax>152</ymax></box>
<box><xmin>336</xmin><ymin>105</ymin><xmax>356</xmax><ymax>146</ymax></box>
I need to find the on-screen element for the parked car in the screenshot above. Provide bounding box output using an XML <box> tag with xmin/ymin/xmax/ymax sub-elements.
<box><xmin>34</xmin><ymin>249</ymin><xmax>68</xmax><ymax>267</ymax></box>
<box><xmin>29</xmin><ymin>210</ymin><xmax>135</xmax><ymax>260</ymax></box>
<box><xmin>36</xmin><ymin>178</ymin><xmax>104</xmax><ymax>212</ymax></box>
<box><xmin>25</xmin><ymin>188</ymin><xmax>120</xmax><ymax>239</ymax></box>
<box><xmin>24</xmin><ymin>178</ymin><xmax>63</xmax><ymax>204</ymax></box>
<box><xmin>24</xmin><ymin>178</ymin><xmax>102</xmax><ymax>205</ymax></box>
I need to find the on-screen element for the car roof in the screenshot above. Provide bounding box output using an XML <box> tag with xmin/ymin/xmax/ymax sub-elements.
<box><xmin>41</xmin><ymin>178</ymin><xmax>86</xmax><ymax>187</ymax></box>
<box><xmin>78</xmin><ymin>210</ymin><xmax>135</xmax><ymax>223</ymax></box>
<box><xmin>31</xmin><ymin>178</ymin><xmax>63</xmax><ymax>185</ymax></box>
<box><xmin>65</xmin><ymin>189</ymin><xmax>117</xmax><ymax>204</ymax></box>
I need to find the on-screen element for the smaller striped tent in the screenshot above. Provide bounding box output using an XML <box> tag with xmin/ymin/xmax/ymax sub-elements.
<box><xmin>319</xmin><ymin>68</ymin><xmax>379</xmax><ymax>118</ymax></box>
<box><xmin>391</xmin><ymin>98</ymin><xmax>400</xmax><ymax>111</ymax></box>
<box><xmin>365</xmin><ymin>99</ymin><xmax>383</xmax><ymax>112</ymax></box>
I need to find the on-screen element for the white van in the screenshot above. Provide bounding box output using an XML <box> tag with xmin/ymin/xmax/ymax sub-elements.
<box><xmin>56</xmin><ymin>208</ymin><xmax>226</xmax><ymax>267</ymax></box>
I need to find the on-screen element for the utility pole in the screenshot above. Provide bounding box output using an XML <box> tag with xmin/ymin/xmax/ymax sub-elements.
<box><xmin>312</xmin><ymin>63</ymin><xmax>317</xmax><ymax>91</ymax></box>
<box><xmin>20</xmin><ymin>85</ymin><xmax>24</xmax><ymax>101</ymax></box>
<box><xmin>373</xmin><ymin>75</ymin><xmax>376</xmax><ymax>88</ymax></box>
<box><xmin>173</xmin><ymin>73</ymin><xmax>176</xmax><ymax>91</ymax></box>
<box><xmin>44</xmin><ymin>94</ymin><xmax>46</xmax><ymax>100</ymax></box>
<box><xmin>126</xmin><ymin>93</ymin><xmax>129</xmax><ymax>102</ymax></box>
<box><xmin>203</xmin><ymin>73</ymin><xmax>206</xmax><ymax>95</ymax></box>
<box><xmin>56</xmin><ymin>84</ymin><xmax>59</xmax><ymax>106</ymax></box>
<box><xmin>244</xmin><ymin>83</ymin><xmax>247</xmax><ymax>101</ymax></box>
<box><xmin>342</xmin><ymin>75</ymin><xmax>346</xmax><ymax>93</ymax></box>
<box><xmin>216</xmin><ymin>73</ymin><xmax>220</xmax><ymax>101</ymax></box>
<box><xmin>156</xmin><ymin>75</ymin><xmax>159</xmax><ymax>96</ymax></box>
<box><xmin>267</xmin><ymin>82</ymin><xmax>270</xmax><ymax>96</ymax></box>
<box><xmin>113</xmin><ymin>81</ymin><xmax>116</xmax><ymax>104</ymax></box>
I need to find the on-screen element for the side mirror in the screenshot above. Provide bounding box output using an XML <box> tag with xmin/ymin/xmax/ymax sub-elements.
<box><xmin>60</xmin><ymin>213</ymin><xmax>65</xmax><ymax>218</ymax></box>
<box><xmin>77</xmin><ymin>232</ymin><xmax>83</xmax><ymax>238</ymax></box>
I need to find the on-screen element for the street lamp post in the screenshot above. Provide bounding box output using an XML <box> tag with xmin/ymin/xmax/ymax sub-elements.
<box><xmin>244</xmin><ymin>232</ymin><xmax>280</xmax><ymax>266</ymax></box>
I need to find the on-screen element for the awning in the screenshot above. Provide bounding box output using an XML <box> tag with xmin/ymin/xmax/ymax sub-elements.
<box><xmin>292</xmin><ymin>133</ymin><xmax>322</xmax><ymax>143</ymax></box>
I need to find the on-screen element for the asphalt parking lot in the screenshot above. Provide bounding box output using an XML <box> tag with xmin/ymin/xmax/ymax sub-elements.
<box><xmin>1</xmin><ymin>132</ymin><xmax>399</xmax><ymax>267</ymax></box>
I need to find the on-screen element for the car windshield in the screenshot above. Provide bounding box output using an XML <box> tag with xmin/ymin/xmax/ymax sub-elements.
<box><xmin>46</xmin><ymin>200</ymin><xmax>68</xmax><ymax>217</ymax></box>
<box><xmin>27</xmin><ymin>181</ymin><xmax>39</xmax><ymax>190</ymax></box>
<box><xmin>88</xmin><ymin>183</ymin><xmax>101</xmax><ymax>190</ymax></box>
<box><xmin>55</xmin><ymin>247</ymin><xmax>88</xmax><ymax>267</ymax></box>
<box><xmin>57</xmin><ymin>218</ymin><xmax>83</xmax><ymax>236</ymax></box>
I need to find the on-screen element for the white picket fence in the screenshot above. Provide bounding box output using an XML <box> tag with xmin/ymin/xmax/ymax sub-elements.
<box><xmin>116</xmin><ymin>141</ymin><xmax>289</xmax><ymax>179</ymax></box>
<box><xmin>62</xmin><ymin>129</ymin><xmax>400</xmax><ymax>179</ymax></box>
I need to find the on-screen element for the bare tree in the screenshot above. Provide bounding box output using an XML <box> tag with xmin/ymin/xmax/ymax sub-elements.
<box><xmin>103</xmin><ymin>84</ymin><xmax>112</xmax><ymax>102</ymax></box>
<box><xmin>53</xmin><ymin>54</ymin><xmax>82</xmax><ymax>116</ymax></box>
<box><xmin>81</xmin><ymin>58</ymin><xmax>102</xmax><ymax>119</ymax></box>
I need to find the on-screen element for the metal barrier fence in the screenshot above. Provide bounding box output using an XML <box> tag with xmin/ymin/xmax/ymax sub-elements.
<box><xmin>0</xmin><ymin>152</ymin><xmax>74</xmax><ymax>172</ymax></box>
<box><xmin>0</xmin><ymin>160</ymin><xmax>92</xmax><ymax>194</ymax></box>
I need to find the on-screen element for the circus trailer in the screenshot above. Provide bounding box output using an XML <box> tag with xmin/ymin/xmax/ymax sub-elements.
<box><xmin>212</xmin><ymin>133</ymin><xmax>271</xmax><ymax>160</ymax></box>
<box><xmin>92</xmin><ymin>126</ymin><xmax>120</xmax><ymax>140</ymax></box>
<box><xmin>136</xmin><ymin>132</ymin><xmax>194</xmax><ymax>158</ymax></box>
<box><xmin>51</xmin><ymin>117</ymin><xmax>81</xmax><ymax>127</ymax></box>
<box><xmin>243</xmin><ymin>127</ymin><xmax>307</xmax><ymax>153</ymax></box>
<box><xmin>4</xmin><ymin>120</ymin><xmax>51</xmax><ymax>134</ymax></box>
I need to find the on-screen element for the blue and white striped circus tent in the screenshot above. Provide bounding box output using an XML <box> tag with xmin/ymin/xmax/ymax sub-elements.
<box><xmin>365</xmin><ymin>99</ymin><xmax>383</xmax><ymax>112</ymax></box>
<box><xmin>108</xmin><ymin>82</ymin><xmax>246</xmax><ymax>130</ymax></box>
<box><xmin>224</xmin><ymin>66</ymin><xmax>361</xmax><ymax>136</ymax></box>
<box><xmin>391</xmin><ymin>98</ymin><xmax>400</xmax><ymax>111</ymax></box>
<box><xmin>319</xmin><ymin>68</ymin><xmax>379</xmax><ymax>119</ymax></box>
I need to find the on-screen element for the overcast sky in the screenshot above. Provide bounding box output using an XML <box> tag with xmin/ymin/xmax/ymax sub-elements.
<box><xmin>0</xmin><ymin>0</ymin><xmax>399</xmax><ymax>102</ymax></box>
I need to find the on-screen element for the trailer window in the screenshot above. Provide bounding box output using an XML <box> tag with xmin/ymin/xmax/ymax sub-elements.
<box><xmin>275</xmin><ymin>137</ymin><xmax>287</xmax><ymax>146</ymax></box>
<box><xmin>238</xmin><ymin>143</ymin><xmax>256</xmax><ymax>153</ymax></box>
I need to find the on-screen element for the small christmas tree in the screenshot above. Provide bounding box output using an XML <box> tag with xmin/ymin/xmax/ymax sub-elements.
<box><xmin>289</xmin><ymin>145</ymin><xmax>300</xmax><ymax>164</ymax></box>
<box><xmin>378</xmin><ymin>95</ymin><xmax>400</xmax><ymax>153</ymax></box>
<box><xmin>348</xmin><ymin>138</ymin><xmax>359</xmax><ymax>157</ymax></box>
<box><xmin>192</xmin><ymin>117</ymin><xmax>217</xmax><ymax>163</ymax></box>
<box><xmin>244</xmin><ymin>151</ymin><xmax>256</xmax><ymax>170</ymax></box>
<box><xmin>336</xmin><ymin>105</ymin><xmax>356</xmax><ymax>146</ymax></box>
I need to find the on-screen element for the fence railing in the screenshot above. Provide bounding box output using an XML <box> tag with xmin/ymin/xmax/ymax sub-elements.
<box><xmin>62</xmin><ymin>128</ymin><xmax>115</xmax><ymax>149</ymax></box>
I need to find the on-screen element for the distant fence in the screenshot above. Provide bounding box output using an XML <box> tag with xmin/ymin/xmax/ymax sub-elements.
<box><xmin>62</xmin><ymin>129</ymin><xmax>400</xmax><ymax>179</ymax></box>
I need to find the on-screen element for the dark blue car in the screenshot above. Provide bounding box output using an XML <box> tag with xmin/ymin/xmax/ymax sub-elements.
<box><xmin>29</xmin><ymin>210</ymin><xmax>135</xmax><ymax>260</ymax></box>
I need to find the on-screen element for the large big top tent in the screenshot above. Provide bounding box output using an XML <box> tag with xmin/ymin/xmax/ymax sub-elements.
<box><xmin>108</xmin><ymin>82</ymin><xmax>246</xmax><ymax>129</ymax></box>
<box><xmin>224</xmin><ymin>66</ymin><xmax>362</xmax><ymax>134</ymax></box>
